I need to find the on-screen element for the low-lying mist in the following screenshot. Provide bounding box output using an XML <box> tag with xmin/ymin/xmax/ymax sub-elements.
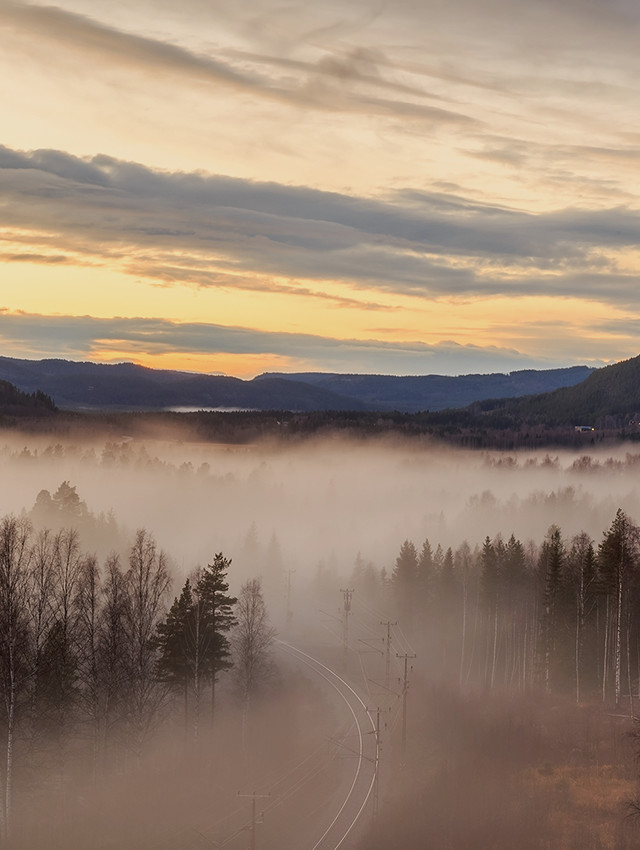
<box><xmin>2</xmin><ymin>428</ymin><xmax>640</xmax><ymax>848</ymax></box>
<box><xmin>2</xmin><ymin>432</ymin><xmax>639</xmax><ymax>590</ymax></box>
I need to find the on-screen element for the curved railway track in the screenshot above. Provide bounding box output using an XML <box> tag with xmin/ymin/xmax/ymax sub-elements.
<box><xmin>276</xmin><ymin>640</ymin><xmax>378</xmax><ymax>850</ymax></box>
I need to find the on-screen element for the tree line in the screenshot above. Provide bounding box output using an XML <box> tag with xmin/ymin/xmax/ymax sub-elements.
<box><xmin>363</xmin><ymin>509</ymin><xmax>640</xmax><ymax>708</ymax></box>
<box><xmin>0</xmin><ymin>507</ymin><xmax>274</xmax><ymax>843</ymax></box>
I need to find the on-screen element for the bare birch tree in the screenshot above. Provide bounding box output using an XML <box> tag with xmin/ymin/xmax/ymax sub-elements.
<box><xmin>123</xmin><ymin>530</ymin><xmax>171</xmax><ymax>759</ymax></box>
<box><xmin>232</xmin><ymin>577</ymin><xmax>275</xmax><ymax>736</ymax></box>
<box><xmin>0</xmin><ymin>516</ymin><xmax>32</xmax><ymax>839</ymax></box>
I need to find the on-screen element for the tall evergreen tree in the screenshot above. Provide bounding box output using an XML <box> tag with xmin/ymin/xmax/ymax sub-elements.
<box><xmin>598</xmin><ymin>509</ymin><xmax>639</xmax><ymax>706</ymax></box>
<box><xmin>480</xmin><ymin>536</ymin><xmax>499</xmax><ymax>690</ymax></box>
<box><xmin>502</xmin><ymin>535</ymin><xmax>529</xmax><ymax>692</ymax></box>
<box><xmin>454</xmin><ymin>541</ymin><xmax>474</xmax><ymax>687</ymax></box>
<box><xmin>195</xmin><ymin>553</ymin><xmax>237</xmax><ymax>723</ymax></box>
<box><xmin>417</xmin><ymin>539</ymin><xmax>434</xmax><ymax>604</ymax></box>
<box><xmin>538</xmin><ymin>526</ymin><xmax>566</xmax><ymax>693</ymax></box>
<box><xmin>392</xmin><ymin>540</ymin><xmax>418</xmax><ymax>629</ymax></box>
<box><xmin>154</xmin><ymin>579</ymin><xmax>196</xmax><ymax>732</ymax></box>
<box><xmin>567</xmin><ymin>532</ymin><xmax>597</xmax><ymax>703</ymax></box>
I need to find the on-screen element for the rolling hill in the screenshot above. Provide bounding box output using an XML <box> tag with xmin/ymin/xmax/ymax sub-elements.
<box><xmin>0</xmin><ymin>356</ymin><xmax>594</xmax><ymax>413</ymax></box>
<box><xmin>475</xmin><ymin>354</ymin><xmax>640</xmax><ymax>427</ymax></box>
<box><xmin>255</xmin><ymin>367</ymin><xmax>594</xmax><ymax>413</ymax></box>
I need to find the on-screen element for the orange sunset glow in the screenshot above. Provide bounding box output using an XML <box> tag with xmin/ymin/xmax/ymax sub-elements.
<box><xmin>2</xmin><ymin>0</ymin><xmax>640</xmax><ymax>376</ymax></box>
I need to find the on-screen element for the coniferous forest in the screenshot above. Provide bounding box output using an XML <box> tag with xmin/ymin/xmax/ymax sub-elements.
<box><xmin>1</xmin><ymin>430</ymin><xmax>640</xmax><ymax>847</ymax></box>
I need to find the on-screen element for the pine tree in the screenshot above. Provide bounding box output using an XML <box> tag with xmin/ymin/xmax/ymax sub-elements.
<box><xmin>154</xmin><ymin>579</ymin><xmax>195</xmax><ymax>730</ymax></box>
<box><xmin>598</xmin><ymin>509</ymin><xmax>639</xmax><ymax>706</ymax></box>
<box><xmin>538</xmin><ymin>526</ymin><xmax>566</xmax><ymax>693</ymax></box>
<box><xmin>503</xmin><ymin>535</ymin><xmax>529</xmax><ymax>692</ymax></box>
<box><xmin>417</xmin><ymin>539</ymin><xmax>433</xmax><ymax>604</ymax></box>
<box><xmin>392</xmin><ymin>540</ymin><xmax>418</xmax><ymax>629</ymax></box>
<box><xmin>567</xmin><ymin>532</ymin><xmax>597</xmax><ymax>703</ymax></box>
<box><xmin>195</xmin><ymin>553</ymin><xmax>237</xmax><ymax>723</ymax></box>
<box><xmin>480</xmin><ymin>536</ymin><xmax>499</xmax><ymax>690</ymax></box>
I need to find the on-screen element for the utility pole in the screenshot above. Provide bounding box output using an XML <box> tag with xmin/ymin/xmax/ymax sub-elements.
<box><xmin>364</xmin><ymin>704</ymin><xmax>391</xmax><ymax>822</ymax></box>
<box><xmin>373</xmin><ymin>706</ymin><xmax>381</xmax><ymax>821</ymax></box>
<box><xmin>380</xmin><ymin>620</ymin><xmax>397</xmax><ymax>692</ymax></box>
<box><xmin>285</xmin><ymin>569</ymin><xmax>295</xmax><ymax>631</ymax></box>
<box><xmin>340</xmin><ymin>588</ymin><xmax>354</xmax><ymax>668</ymax></box>
<box><xmin>396</xmin><ymin>652</ymin><xmax>416</xmax><ymax>765</ymax></box>
<box><xmin>238</xmin><ymin>791</ymin><xmax>271</xmax><ymax>850</ymax></box>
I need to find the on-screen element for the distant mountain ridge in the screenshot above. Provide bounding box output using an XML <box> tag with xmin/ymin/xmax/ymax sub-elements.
<box><xmin>256</xmin><ymin>367</ymin><xmax>594</xmax><ymax>413</ymax></box>
<box><xmin>0</xmin><ymin>356</ymin><xmax>594</xmax><ymax>413</ymax></box>
<box><xmin>0</xmin><ymin>357</ymin><xmax>367</xmax><ymax>412</ymax></box>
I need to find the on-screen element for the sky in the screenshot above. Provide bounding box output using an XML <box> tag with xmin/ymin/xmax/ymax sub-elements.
<box><xmin>1</xmin><ymin>0</ymin><xmax>640</xmax><ymax>378</ymax></box>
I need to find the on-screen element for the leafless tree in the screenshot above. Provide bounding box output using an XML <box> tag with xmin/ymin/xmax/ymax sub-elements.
<box><xmin>75</xmin><ymin>553</ymin><xmax>102</xmax><ymax>779</ymax></box>
<box><xmin>122</xmin><ymin>530</ymin><xmax>171</xmax><ymax>759</ymax></box>
<box><xmin>27</xmin><ymin>528</ymin><xmax>57</xmax><ymax>741</ymax></box>
<box><xmin>0</xmin><ymin>516</ymin><xmax>32</xmax><ymax>838</ymax></box>
<box><xmin>232</xmin><ymin>578</ymin><xmax>275</xmax><ymax>732</ymax></box>
<box><xmin>98</xmin><ymin>553</ymin><xmax>129</xmax><ymax>764</ymax></box>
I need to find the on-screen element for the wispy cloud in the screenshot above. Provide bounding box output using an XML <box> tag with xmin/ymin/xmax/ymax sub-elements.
<box><xmin>0</xmin><ymin>1</ymin><xmax>477</xmax><ymax>126</ymax></box>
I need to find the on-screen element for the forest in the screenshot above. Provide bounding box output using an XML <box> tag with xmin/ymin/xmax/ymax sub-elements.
<box><xmin>1</xmin><ymin>432</ymin><xmax>640</xmax><ymax>847</ymax></box>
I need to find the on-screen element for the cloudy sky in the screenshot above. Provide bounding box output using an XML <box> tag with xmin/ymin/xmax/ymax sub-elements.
<box><xmin>2</xmin><ymin>0</ymin><xmax>640</xmax><ymax>377</ymax></box>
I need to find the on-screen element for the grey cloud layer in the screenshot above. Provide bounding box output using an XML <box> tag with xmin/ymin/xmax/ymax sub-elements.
<box><xmin>1</xmin><ymin>146</ymin><xmax>639</xmax><ymax>304</ymax></box>
<box><xmin>0</xmin><ymin>311</ymin><xmax>585</xmax><ymax>374</ymax></box>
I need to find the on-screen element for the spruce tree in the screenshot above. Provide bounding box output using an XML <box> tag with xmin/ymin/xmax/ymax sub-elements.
<box><xmin>392</xmin><ymin>540</ymin><xmax>418</xmax><ymax>630</ymax></box>
<box><xmin>154</xmin><ymin>579</ymin><xmax>195</xmax><ymax>726</ymax></box>
<box><xmin>598</xmin><ymin>509</ymin><xmax>639</xmax><ymax>706</ymax></box>
<box><xmin>195</xmin><ymin>553</ymin><xmax>237</xmax><ymax>723</ymax></box>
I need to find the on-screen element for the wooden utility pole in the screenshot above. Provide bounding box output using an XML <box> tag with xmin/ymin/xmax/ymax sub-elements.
<box><xmin>373</xmin><ymin>706</ymin><xmax>381</xmax><ymax>821</ymax></box>
<box><xmin>238</xmin><ymin>791</ymin><xmax>271</xmax><ymax>850</ymax></box>
<box><xmin>340</xmin><ymin>588</ymin><xmax>354</xmax><ymax>668</ymax></box>
<box><xmin>366</xmin><ymin>704</ymin><xmax>391</xmax><ymax>822</ymax></box>
<box><xmin>396</xmin><ymin>652</ymin><xmax>416</xmax><ymax>765</ymax></box>
<box><xmin>380</xmin><ymin>620</ymin><xmax>397</xmax><ymax>692</ymax></box>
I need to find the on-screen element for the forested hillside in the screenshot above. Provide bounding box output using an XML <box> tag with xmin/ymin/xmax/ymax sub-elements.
<box><xmin>0</xmin><ymin>379</ymin><xmax>56</xmax><ymax>415</ymax></box>
<box><xmin>479</xmin><ymin>353</ymin><xmax>640</xmax><ymax>426</ymax></box>
<box><xmin>0</xmin><ymin>355</ymin><xmax>593</xmax><ymax>413</ymax></box>
<box><xmin>367</xmin><ymin>510</ymin><xmax>638</xmax><ymax>704</ymax></box>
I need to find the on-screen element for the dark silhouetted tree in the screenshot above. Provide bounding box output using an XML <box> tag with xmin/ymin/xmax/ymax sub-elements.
<box><xmin>0</xmin><ymin>516</ymin><xmax>32</xmax><ymax>837</ymax></box>
<box><xmin>538</xmin><ymin>526</ymin><xmax>566</xmax><ymax>693</ymax></box>
<box><xmin>122</xmin><ymin>530</ymin><xmax>171</xmax><ymax>758</ymax></box>
<box><xmin>194</xmin><ymin>553</ymin><xmax>237</xmax><ymax>724</ymax></box>
<box><xmin>392</xmin><ymin>540</ymin><xmax>418</xmax><ymax>629</ymax></box>
<box><xmin>567</xmin><ymin>532</ymin><xmax>597</xmax><ymax>703</ymax></box>
<box><xmin>598</xmin><ymin>509</ymin><xmax>639</xmax><ymax>706</ymax></box>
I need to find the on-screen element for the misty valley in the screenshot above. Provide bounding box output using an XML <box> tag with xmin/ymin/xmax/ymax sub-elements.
<box><xmin>1</xmin><ymin>432</ymin><xmax>640</xmax><ymax>848</ymax></box>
